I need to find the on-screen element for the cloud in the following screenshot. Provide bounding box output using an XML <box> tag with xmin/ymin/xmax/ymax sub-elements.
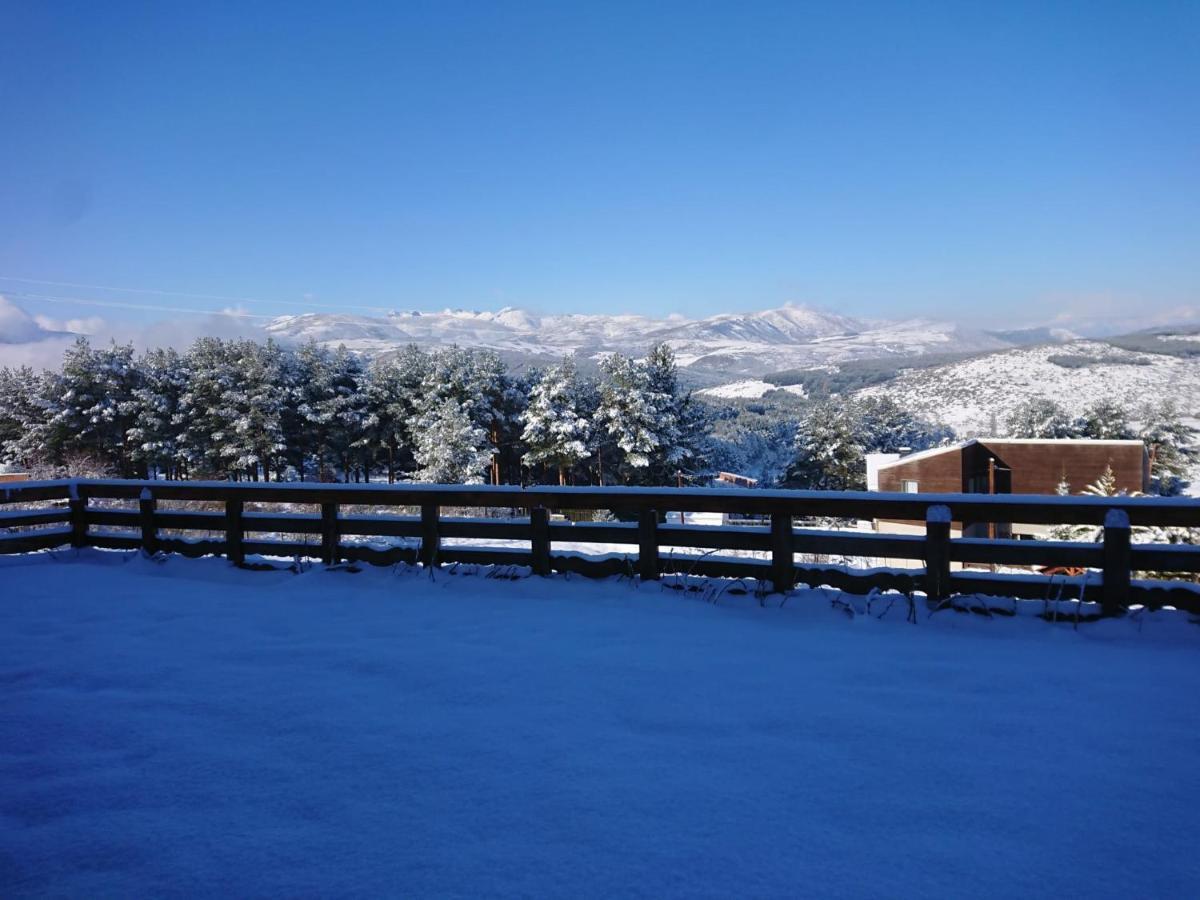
<box><xmin>33</xmin><ymin>313</ymin><xmax>106</xmax><ymax>334</ymax></box>
<box><xmin>0</xmin><ymin>294</ymin><xmax>271</xmax><ymax>370</ymax></box>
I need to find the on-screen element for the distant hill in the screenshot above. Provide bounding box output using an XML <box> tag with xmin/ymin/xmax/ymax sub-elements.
<box><xmin>262</xmin><ymin>303</ymin><xmax>1053</xmax><ymax>380</ymax></box>
<box><xmin>851</xmin><ymin>338</ymin><xmax>1200</xmax><ymax>435</ymax></box>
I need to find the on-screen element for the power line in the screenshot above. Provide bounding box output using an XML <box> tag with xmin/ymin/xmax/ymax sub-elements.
<box><xmin>0</xmin><ymin>274</ymin><xmax>394</xmax><ymax>314</ymax></box>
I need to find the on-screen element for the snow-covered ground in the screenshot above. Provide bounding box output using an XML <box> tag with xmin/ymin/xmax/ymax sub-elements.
<box><xmin>696</xmin><ymin>379</ymin><xmax>807</xmax><ymax>400</ymax></box>
<box><xmin>857</xmin><ymin>340</ymin><xmax>1200</xmax><ymax>435</ymax></box>
<box><xmin>3</xmin><ymin>550</ymin><xmax>1199</xmax><ymax>897</ymax></box>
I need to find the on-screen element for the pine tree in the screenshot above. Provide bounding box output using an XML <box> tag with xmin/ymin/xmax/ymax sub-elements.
<box><xmin>1075</xmin><ymin>401</ymin><xmax>1133</xmax><ymax>440</ymax></box>
<box><xmin>0</xmin><ymin>366</ymin><xmax>53</xmax><ymax>470</ymax></box>
<box><xmin>858</xmin><ymin>396</ymin><xmax>953</xmax><ymax>452</ymax></box>
<box><xmin>521</xmin><ymin>360</ymin><xmax>591</xmax><ymax>485</ymax></box>
<box><xmin>46</xmin><ymin>338</ymin><xmax>141</xmax><ymax>476</ymax></box>
<box><xmin>363</xmin><ymin>345</ymin><xmax>430</xmax><ymax>483</ymax></box>
<box><xmin>412</xmin><ymin>398</ymin><xmax>492</xmax><ymax>484</ymax></box>
<box><xmin>1004</xmin><ymin>399</ymin><xmax>1080</xmax><ymax>439</ymax></box>
<box><xmin>784</xmin><ymin>402</ymin><xmax>866</xmax><ymax>491</ymax></box>
<box><xmin>1139</xmin><ymin>400</ymin><xmax>1195</xmax><ymax>495</ymax></box>
<box><xmin>127</xmin><ymin>347</ymin><xmax>189</xmax><ymax>479</ymax></box>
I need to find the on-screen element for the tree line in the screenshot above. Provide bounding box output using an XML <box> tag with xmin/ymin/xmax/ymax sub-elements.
<box><xmin>0</xmin><ymin>337</ymin><xmax>708</xmax><ymax>486</ymax></box>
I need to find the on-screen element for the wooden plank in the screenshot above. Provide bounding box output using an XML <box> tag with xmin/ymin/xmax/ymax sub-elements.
<box><xmin>87</xmin><ymin>508</ymin><xmax>139</xmax><ymax>527</ymax></box>
<box><xmin>0</xmin><ymin>527</ymin><xmax>74</xmax><ymax>554</ymax></box>
<box><xmin>339</xmin><ymin>515</ymin><xmax>421</xmax><ymax>538</ymax></box>
<box><xmin>243</xmin><ymin>539</ymin><xmax>319</xmax><ymax>558</ymax></box>
<box><xmin>73</xmin><ymin>478</ymin><xmax>1200</xmax><ymax>527</ymax></box>
<box><xmin>226</xmin><ymin>499</ymin><xmax>245</xmax><ymax>566</ymax></box>
<box><xmin>658</xmin><ymin>523</ymin><xmax>770</xmax><ymax>552</ymax></box>
<box><xmin>321</xmin><ymin>503</ymin><xmax>339</xmax><ymax>566</ymax></box>
<box><xmin>139</xmin><ymin>491</ymin><xmax>158</xmax><ymax>555</ymax></box>
<box><xmin>1131</xmin><ymin>543</ymin><xmax>1200</xmax><ymax>574</ymax></box>
<box><xmin>791</xmin><ymin>528</ymin><xmax>925</xmax><ymax>560</ymax></box>
<box><xmin>950</xmin><ymin>571</ymin><xmax>1101</xmax><ymax>603</ymax></box>
<box><xmin>530</xmin><ymin>507</ymin><xmax>551</xmax><ymax>576</ymax></box>
<box><xmin>1102</xmin><ymin>509</ymin><xmax>1132</xmax><ymax>616</ymax></box>
<box><xmin>924</xmin><ymin>505</ymin><xmax>952</xmax><ymax>602</ymax></box>
<box><xmin>0</xmin><ymin>508</ymin><xmax>71</xmax><ymax>528</ymax></box>
<box><xmin>547</xmin><ymin>522</ymin><xmax>638</xmax><ymax>544</ymax></box>
<box><xmin>0</xmin><ymin>480</ymin><xmax>74</xmax><ymax>504</ymax></box>
<box><xmin>770</xmin><ymin>512</ymin><xmax>794</xmax><ymax>593</ymax></box>
<box><xmin>638</xmin><ymin>509</ymin><xmax>659</xmax><ymax>581</ymax></box>
<box><xmin>950</xmin><ymin>537</ymin><xmax>1104</xmax><ymax>569</ymax></box>
<box><xmin>440</xmin><ymin>547</ymin><xmax>532</xmax><ymax>567</ymax></box>
<box><xmin>420</xmin><ymin>503</ymin><xmax>439</xmax><ymax>567</ymax></box>
<box><xmin>439</xmin><ymin>518</ymin><xmax>532</xmax><ymax>540</ymax></box>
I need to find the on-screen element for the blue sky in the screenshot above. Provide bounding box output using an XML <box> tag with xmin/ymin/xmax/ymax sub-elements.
<box><xmin>1</xmin><ymin>1</ymin><xmax>1197</xmax><ymax>329</ymax></box>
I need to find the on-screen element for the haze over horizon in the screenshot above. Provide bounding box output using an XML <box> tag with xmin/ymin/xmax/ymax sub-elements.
<box><xmin>2</xmin><ymin>2</ymin><xmax>1197</xmax><ymax>341</ymax></box>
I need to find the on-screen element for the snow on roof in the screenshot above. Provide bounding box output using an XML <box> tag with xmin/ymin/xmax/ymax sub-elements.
<box><xmin>875</xmin><ymin>442</ymin><xmax>968</xmax><ymax>469</ymax></box>
<box><xmin>876</xmin><ymin>437</ymin><xmax>1145</xmax><ymax>470</ymax></box>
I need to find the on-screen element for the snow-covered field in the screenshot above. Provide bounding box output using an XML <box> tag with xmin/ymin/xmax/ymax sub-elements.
<box><xmin>857</xmin><ymin>340</ymin><xmax>1200</xmax><ymax>435</ymax></box>
<box><xmin>696</xmin><ymin>379</ymin><xmax>806</xmax><ymax>400</ymax></box>
<box><xmin>3</xmin><ymin>550</ymin><xmax>1199</xmax><ymax>897</ymax></box>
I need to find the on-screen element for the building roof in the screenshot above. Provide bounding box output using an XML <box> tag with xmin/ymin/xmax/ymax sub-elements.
<box><xmin>875</xmin><ymin>438</ymin><xmax>1144</xmax><ymax>471</ymax></box>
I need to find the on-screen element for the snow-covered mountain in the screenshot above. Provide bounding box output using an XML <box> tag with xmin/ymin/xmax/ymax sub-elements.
<box><xmin>853</xmin><ymin>340</ymin><xmax>1200</xmax><ymax>435</ymax></box>
<box><xmin>263</xmin><ymin>303</ymin><xmax>1033</xmax><ymax>378</ymax></box>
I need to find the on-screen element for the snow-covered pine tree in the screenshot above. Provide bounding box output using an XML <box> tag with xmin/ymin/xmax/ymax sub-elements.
<box><xmin>218</xmin><ymin>340</ymin><xmax>288</xmax><ymax>481</ymax></box>
<box><xmin>1004</xmin><ymin>399</ymin><xmax>1080</xmax><ymax>439</ymax></box>
<box><xmin>412</xmin><ymin>398</ymin><xmax>493</xmax><ymax>484</ymax></box>
<box><xmin>127</xmin><ymin>347</ymin><xmax>189</xmax><ymax>479</ymax></box>
<box><xmin>858</xmin><ymin>396</ymin><xmax>954</xmax><ymax>452</ymax></box>
<box><xmin>363</xmin><ymin>345</ymin><xmax>430</xmax><ymax>483</ymax></box>
<box><xmin>1138</xmin><ymin>400</ymin><xmax>1195</xmax><ymax>495</ymax></box>
<box><xmin>290</xmin><ymin>342</ymin><xmax>368</xmax><ymax>481</ymax></box>
<box><xmin>45</xmin><ymin>338</ymin><xmax>141</xmax><ymax>476</ymax></box>
<box><xmin>177</xmin><ymin>337</ymin><xmax>232</xmax><ymax>477</ymax></box>
<box><xmin>784</xmin><ymin>401</ymin><xmax>866</xmax><ymax>491</ymax></box>
<box><xmin>521</xmin><ymin>359</ymin><xmax>591</xmax><ymax>485</ymax></box>
<box><xmin>597</xmin><ymin>353</ymin><xmax>664</xmax><ymax>482</ymax></box>
<box><xmin>0</xmin><ymin>366</ymin><xmax>53</xmax><ymax>471</ymax></box>
<box><xmin>1075</xmin><ymin>401</ymin><xmax>1133</xmax><ymax>440</ymax></box>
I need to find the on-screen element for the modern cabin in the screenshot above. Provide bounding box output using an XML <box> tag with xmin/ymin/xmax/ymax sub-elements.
<box><xmin>867</xmin><ymin>438</ymin><xmax>1149</xmax><ymax>541</ymax></box>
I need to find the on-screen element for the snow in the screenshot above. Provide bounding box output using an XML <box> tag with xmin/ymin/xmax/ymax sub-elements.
<box><xmin>3</xmin><ymin>550</ymin><xmax>1199</xmax><ymax>897</ymax></box>
<box><xmin>857</xmin><ymin>340</ymin><xmax>1200</xmax><ymax>436</ymax></box>
<box><xmin>697</xmin><ymin>379</ymin><xmax>807</xmax><ymax>400</ymax></box>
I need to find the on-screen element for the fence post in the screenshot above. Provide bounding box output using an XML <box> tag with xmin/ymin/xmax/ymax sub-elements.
<box><xmin>139</xmin><ymin>489</ymin><xmax>158</xmax><ymax>555</ymax></box>
<box><xmin>226</xmin><ymin>499</ymin><xmax>245</xmax><ymax>566</ymax></box>
<box><xmin>1102</xmin><ymin>509</ymin><xmax>1131</xmax><ymax>616</ymax></box>
<box><xmin>321</xmin><ymin>502</ymin><xmax>339</xmax><ymax>566</ymax></box>
<box><xmin>925</xmin><ymin>504</ymin><xmax>952</xmax><ymax>604</ymax></box>
<box><xmin>68</xmin><ymin>484</ymin><xmax>87</xmax><ymax>549</ymax></box>
<box><xmin>770</xmin><ymin>511</ymin><xmax>794</xmax><ymax>594</ymax></box>
<box><xmin>420</xmin><ymin>502</ymin><xmax>439</xmax><ymax>568</ymax></box>
<box><xmin>530</xmin><ymin>506</ymin><xmax>551</xmax><ymax>576</ymax></box>
<box><xmin>638</xmin><ymin>508</ymin><xmax>659</xmax><ymax>581</ymax></box>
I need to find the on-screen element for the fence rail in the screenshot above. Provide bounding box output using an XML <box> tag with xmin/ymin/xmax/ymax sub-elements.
<box><xmin>3</xmin><ymin>479</ymin><xmax>1200</xmax><ymax>615</ymax></box>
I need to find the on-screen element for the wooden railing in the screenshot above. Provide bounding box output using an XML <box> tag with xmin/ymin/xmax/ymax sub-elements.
<box><xmin>3</xmin><ymin>479</ymin><xmax>1200</xmax><ymax>615</ymax></box>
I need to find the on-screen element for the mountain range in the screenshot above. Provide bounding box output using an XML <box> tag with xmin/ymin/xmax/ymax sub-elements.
<box><xmin>263</xmin><ymin>303</ymin><xmax>1061</xmax><ymax>380</ymax></box>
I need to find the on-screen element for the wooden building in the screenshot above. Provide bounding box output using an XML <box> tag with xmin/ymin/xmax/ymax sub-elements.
<box><xmin>871</xmin><ymin>438</ymin><xmax>1148</xmax><ymax>540</ymax></box>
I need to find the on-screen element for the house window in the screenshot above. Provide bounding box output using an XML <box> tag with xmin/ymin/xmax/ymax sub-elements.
<box><xmin>901</xmin><ymin>480</ymin><xmax>918</xmax><ymax>493</ymax></box>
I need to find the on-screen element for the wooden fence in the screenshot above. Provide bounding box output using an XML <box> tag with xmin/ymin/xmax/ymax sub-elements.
<box><xmin>3</xmin><ymin>479</ymin><xmax>1200</xmax><ymax>615</ymax></box>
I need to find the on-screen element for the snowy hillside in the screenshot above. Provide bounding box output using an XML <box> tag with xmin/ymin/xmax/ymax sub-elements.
<box><xmin>263</xmin><ymin>304</ymin><xmax>1034</xmax><ymax>378</ymax></box>
<box><xmin>4</xmin><ymin>550</ymin><xmax>1199</xmax><ymax>896</ymax></box>
<box><xmin>855</xmin><ymin>340</ymin><xmax>1200</xmax><ymax>435</ymax></box>
<box><xmin>697</xmin><ymin>379</ymin><xmax>807</xmax><ymax>400</ymax></box>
